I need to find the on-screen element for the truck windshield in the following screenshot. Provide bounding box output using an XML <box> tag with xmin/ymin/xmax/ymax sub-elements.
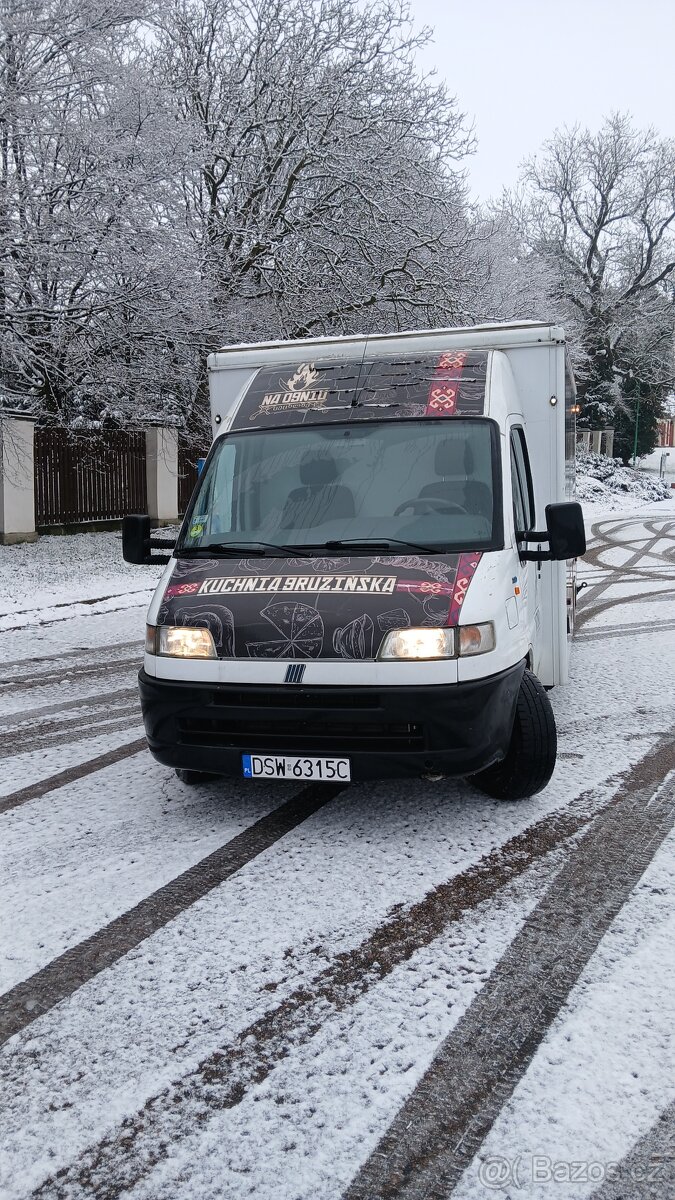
<box><xmin>178</xmin><ymin>419</ymin><xmax>501</xmax><ymax>555</ymax></box>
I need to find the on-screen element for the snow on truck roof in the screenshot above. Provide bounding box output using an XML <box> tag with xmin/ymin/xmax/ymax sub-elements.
<box><xmin>208</xmin><ymin>321</ymin><xmax>565</xmax><ymax>367</ymax></box>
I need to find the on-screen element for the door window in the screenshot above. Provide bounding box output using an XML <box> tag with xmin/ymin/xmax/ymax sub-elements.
<box><xmin>510</xmin><ymin>427</ymin><xmax>534</xmax><ymax>536</ymax></box>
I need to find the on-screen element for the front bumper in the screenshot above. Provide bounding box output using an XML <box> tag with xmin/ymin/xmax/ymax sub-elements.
<box><xmin>138</xmin><ymin>660</ymin><xmax>525</xmax><ymax>782</ymax></box>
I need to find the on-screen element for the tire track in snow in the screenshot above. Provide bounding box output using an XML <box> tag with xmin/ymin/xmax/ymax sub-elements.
<box><xmin>344</xmin><ymin>749</ymin><xmax>675</xmax><ymax>1200</ymax></box>
<box><xmin>576</xmin><ymin>615</ymin><xmax>675</xmax><ymax>642</ymax></box>
<box><xmin>590</xmin><ymin>1100</ymin><xmax>675</xmax><ymax>1198</ymax></box>
<box><xmin>578</xmin><ymin>519</ymin><xmax>675</xmax><ymax>619</ymax></box>
<box><xmin>0</xmin><ymin>687</ymin><xmax>139</xmax><ymax>750</ymax></box>
<box><xmin>26</xmin><ymin>744</ymin><xmax>671</xmax><ymax>1200</ymax></box>
<box><xmin>576</xmin><ymin>584</ymin><xmax>674</xmax><ymax>632</ymax></box>
<box><xmin>0</xmin><ymin>714</ymin><xmax>141</xmax><ymax>759</ymax></box>
<box><xmin>0</xmin><ymin>592</ymin><xmax>153</xmax><ymax>634</ymax></box>
<box><xmin>0</xmin><ymin>686</ymin><xmax>139</xmax><ymax>730</ymax></box>
<box><xmin>0</xmin><ymin>783</ymin><xmax>342</xmax><ymax>1047</ymax></box>
<box><xmin>587</xmin><ymin>516</ymin><xmax>674</xmax><ymax>560</ymax></box>
<box><xmin>576</xmin><ymin>518</ymin><xmax>675</xmax><ymax>631</ymax></box>
<box><xmin>0</xmin><ymin>738</ymin><xmax>148</xmax><ymax>816</ymax></box>
<box><xmin>0</xmin><ymin>705</ymin><xmax>140</xmax><ymax>759</ymax></box>
<box><xmin>0</xmin><ymin>654</ymin><xmax>140</xmax><ymax>695</ymax></box>
<box><xmin>1</xmin><ymin>589</ymin><xmax>150</xmax><ymax>622</ymax></box>
<box><xmin>581</xmin><ymin>518</ymin><xmax>674</xmax><ymax>578</ymax></box>
<box><xmin>1</xmin><ymin>638</ymin><xmax>139</xmax><ymax>674</ymax></box>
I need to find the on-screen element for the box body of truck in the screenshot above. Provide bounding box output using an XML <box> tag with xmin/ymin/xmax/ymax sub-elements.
<box><xmin>131</xmin><ymin>321</ymin><xmax>583</xmax><ymax>798</ymax></box>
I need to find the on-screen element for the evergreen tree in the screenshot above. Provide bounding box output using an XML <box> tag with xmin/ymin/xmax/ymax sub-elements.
<box><xmin>613</xmin><ymin>375</ymin><xmax>667</xmax><ymax>464</ymax></box>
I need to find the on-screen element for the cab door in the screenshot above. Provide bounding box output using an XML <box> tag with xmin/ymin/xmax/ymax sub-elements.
<box><xmin>509</xmin><ymin>425</ymin><xmax>541</xmax><ymax>671</ymax></box>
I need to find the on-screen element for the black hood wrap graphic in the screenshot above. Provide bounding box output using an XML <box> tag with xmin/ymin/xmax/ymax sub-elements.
<box><xmin>230</xmin><ymin>350</ymin><xmax>487</xmax><ymax>429</ymax></box>
<box><xmin>158</xmin><ymin>553</ymin><xmax>482</xmax><ymax>661</ymax></box>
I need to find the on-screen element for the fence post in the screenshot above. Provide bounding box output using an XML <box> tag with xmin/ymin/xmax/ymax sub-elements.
<box><xmin>602</xmin><ymin>429</ymin><xmax>614</xmax><ymax>458</ymax></box>
<box><xmin>145</xmin><ymin>425</ymin><xmax>179</xmax><ymax>524</ymax></box>
<box><xmin>0</xmin><ymin>413</ymin><xmax>39</xmax><ymax>545</ymax></box>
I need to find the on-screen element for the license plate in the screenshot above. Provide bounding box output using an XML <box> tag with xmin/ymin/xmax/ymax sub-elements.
<box><xmin>242</xmin><ymin>753</ymin><xmax>350</xmax><ymax>782</ymax></box>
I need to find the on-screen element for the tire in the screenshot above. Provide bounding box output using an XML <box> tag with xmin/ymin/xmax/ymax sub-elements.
<box><xmin>471</xmin><ymin>668</ymin><xmax>557</xmax><ymax>801</ymax></box>
<box><xmin>175</xmin><ymin>768</ymin><xmax>217</xmax><ymax>785</ymax></box>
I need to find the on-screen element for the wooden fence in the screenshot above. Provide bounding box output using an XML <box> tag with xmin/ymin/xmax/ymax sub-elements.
<box><xmin>34</xmin><ymin>429</ymin><xmax>147</xmax><ymax>526</ymax></box>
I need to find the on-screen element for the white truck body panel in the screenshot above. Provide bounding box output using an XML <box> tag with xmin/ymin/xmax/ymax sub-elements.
<box><xmin>204</xmin><ymin>321</ymin><xmax>572</xmax><ymax>686</ymax></box>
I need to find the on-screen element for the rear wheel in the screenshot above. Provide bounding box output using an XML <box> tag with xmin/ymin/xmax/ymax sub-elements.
<box><xmin>175</xmin><ymin>768</ymin><xmax>218</xmax><ymax>785</ymax></box>
<box><xmin>471</xmin><ymin>668</ymin><xmax>557</xmax><ymax>800</ymax></box>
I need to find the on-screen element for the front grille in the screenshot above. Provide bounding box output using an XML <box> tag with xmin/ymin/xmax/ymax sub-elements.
<box><xmin>211</xmin><ymin>688</ymin><xmax>381</xmax><ymax>711</ymax></box>
<box><xmin>177</xmin><ymin>714</ymin><xmax>423</xmax><ymax>753</ymax></box>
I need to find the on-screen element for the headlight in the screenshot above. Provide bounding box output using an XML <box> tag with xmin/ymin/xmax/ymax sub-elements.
<box><xmin>458</xmin><ymin>622</ymin><xmax>495</xmax><ymax>656</ymax></box>
<box><xmin>379</xmin><ymin>628</ymin><xmax>456</xmax><ymax>660</ymax></box>
<box><xmin>378</xmin><ymin>622</ymin><xmax>495</xmax><ymax>660</ymax></box>
<box><xmin>157</xmin><ymin>625</ymin><xmax>217</xmax><ymax>658</ymax></box>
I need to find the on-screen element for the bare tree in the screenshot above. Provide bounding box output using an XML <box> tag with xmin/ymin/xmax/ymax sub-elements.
<box><xmin>0</xmin><ymin>0</ymin><xmax>207</xmax><ymax>424</ymax></box>
<box><xmin>457</xmin><ymin>208</ymin><xmax>556</xmax><ymax>326</ymax></box>
<box><xmin>150</xmin><ymin>0</ymin><xmax>476</xmax><ymax>344</ymax></box>
<box><xmin>512</xmin><ymin>113</ymin><xmax>675</xmax><ymax>454</ymax></box>
<box><xmin>0</xmin><ymin>0</ymin><xmax>499</xmax><ymax>433</ymax></box>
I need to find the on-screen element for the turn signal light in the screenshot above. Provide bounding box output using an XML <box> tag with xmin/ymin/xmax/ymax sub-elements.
<box><xmin>458</xmin><ymin>623</ymin><xmax>495</xmax><ymax>656</ymax></box>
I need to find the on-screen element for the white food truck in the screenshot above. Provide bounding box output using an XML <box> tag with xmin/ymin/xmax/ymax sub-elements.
<box><xmin>124</xmin><ymin>321</ymin><xmax>585</xmax><ymax>799</ymax></box>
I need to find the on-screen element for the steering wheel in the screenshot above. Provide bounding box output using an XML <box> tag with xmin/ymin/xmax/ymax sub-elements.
<box><xmin>394</xmin><ymin>496</ymin><xmax>467</xmax><ymax>517</ymax></box>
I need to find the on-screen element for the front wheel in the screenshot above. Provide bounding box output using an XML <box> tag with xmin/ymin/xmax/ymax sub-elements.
<box><xmin>175</xmin><ymin>768</ymin><xmax>218</xmax><ymax>785</ymax></box>
<box><xmin>470</xmin><ymin>668</ymin><xmax>557</xmax><ymax>800</ymax></box>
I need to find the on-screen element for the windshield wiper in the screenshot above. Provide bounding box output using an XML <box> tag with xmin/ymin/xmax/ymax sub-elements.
<box><xmin>320</xmin><ymin>538</ymin><xmax>442</xmax><ymax>554</ymax></box>
<box><xmin>181</xmin><ymin>540</ymin><xmax>311</xmax><ymax>558</ymax></box>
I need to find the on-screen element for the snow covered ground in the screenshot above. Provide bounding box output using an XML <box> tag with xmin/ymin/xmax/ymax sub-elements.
<box><xmin>0</xmin><ymin>528</ymin><xmax>174</xmax><ymax>639</ymax></box>
<box><xmin>0</xmin><ymin>495</ymin><xmax>674</xmax><ymax>1199</ymax></box>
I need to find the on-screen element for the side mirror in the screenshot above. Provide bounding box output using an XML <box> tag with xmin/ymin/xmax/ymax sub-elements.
<box><xmin>122</xmin><ymin>515</ymin><xmax>151</xmax><ymax>563</ymax></box>
<box><xmin>122</xmin><ymin>515</ymin><xmax>175</xmax><ymax>565</ymax></box>
<box><xmin>545</xmin><ymin>502</ymin><xmax>586</xmax><ymax>560</ymax></box>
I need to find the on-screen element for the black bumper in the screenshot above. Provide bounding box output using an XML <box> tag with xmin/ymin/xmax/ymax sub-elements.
<box><xmin>138</xmin><ymin>661</ymin><xmax>525</xmax><ymax>782</ymax></box>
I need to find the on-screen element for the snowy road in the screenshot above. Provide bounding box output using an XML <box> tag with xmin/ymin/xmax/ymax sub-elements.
<box><xmin>1</xmin><ymin>511</ymin><xmax>674</xmax><ymax>1200</ymax></box>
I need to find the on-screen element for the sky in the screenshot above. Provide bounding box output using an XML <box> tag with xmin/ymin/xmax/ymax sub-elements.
<box><xmin>410</xmin><ymin>0</ymin><xmax>675</xmax><ymax>202</ymax></box>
